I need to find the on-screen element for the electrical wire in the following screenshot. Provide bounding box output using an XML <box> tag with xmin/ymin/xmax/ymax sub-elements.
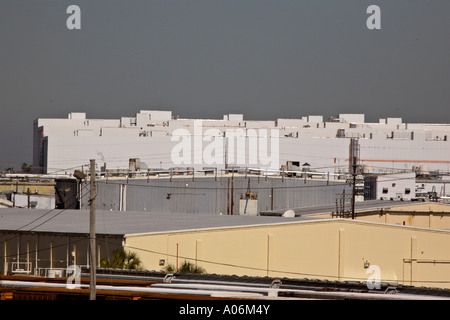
<box><xmin>94</xmin><ymin>172</ymin><xmax>437</xmax><ymax>192</ymax></box>
<box><xmin>118</xmin><ymin>241</ymin><xmax>450</xmax><ymax>285</ymax></box>
<box><xmin>1</xmin><ymin>164</ymin><xmax>450</xmax><ymax>285</ymax></box>
<box><xmin>3</xmin><ymin>202</ymin><xmax>450</xmax><ymax>286</ymax></box>
<box><xmin>0</xmin><ymin>164</ymin><xmax>441</xmax><ymax>239</ymax></box>
<box><xmin>95</xmin><ymin>178</ymin><xmax>351</xmax><ymax>191</ymax></box>
<box><xmin>3</xmin><ymin>233</ymin><xmax>450</xmax><ymax>286</ymax></box>
<box><xmin>0</xmin><ymin>186</ymin><xmax>103</xmax><ymax>262</ymax></box>
<box><xmin>0</xmin><ymin>181</ymin><xmax>90</xmax><ymax>244</ymax></box>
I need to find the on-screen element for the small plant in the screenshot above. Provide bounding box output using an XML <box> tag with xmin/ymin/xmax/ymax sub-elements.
<box><xmin>178</xmin><ymin>261</ymin><xmax>206</xmax><ymax>274</ymax></box>
<box><xmin>100</xmin><ymin>248</ymin><xmax>143</xmax><ymax>270</ymax></box>
<box><xmin>163</xmin><ymin>261</ymin><xmax>205</xmax><ymax>274</ymax></box>
<box><xmin>164</xmin><ymin>263</ymin><xmax>176</xmax><ymax>272</ymax></box>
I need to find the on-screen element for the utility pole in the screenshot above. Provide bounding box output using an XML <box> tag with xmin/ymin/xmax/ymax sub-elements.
<box><xmin>89</xmin><ymin>159</ymin><xmax>96</xmax><ymax>300</ymax></box>
<box><xmin>351</xmin><ymin>160</ymin><xmax>356</xmax><ymax>220</ymax></box>
<box><xmin>349</xmin><ymin>138</ymin><xmax>359</xmax><ymax>220</ymax></box>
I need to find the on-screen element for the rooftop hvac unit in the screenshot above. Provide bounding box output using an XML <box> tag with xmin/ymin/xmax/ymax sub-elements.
<box><xmin>129</xmin><ymin>158</ymin><xmax>141</xmax><ymax>171</ymax></box>
<box><xmin>418</xmin><ymin>165</ymin><xmax>430</xmax><ymax>176</ymax></box>
<box><xmin>362</xmin><ymin>165</ymin><xmax>374</xmax><ymax>174</ymax></box>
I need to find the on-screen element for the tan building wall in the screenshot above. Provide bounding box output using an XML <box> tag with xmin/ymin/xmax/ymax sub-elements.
<box><xmin>313</xmin><ymin>203</ymin><xmax>450</xmax><ymax>230</ymax></box>
<box><xmin>0</xmin><ymin>182</ymin><xmax>55</xmax><ymax>196</ymax></box>
<box><xmin>355</xmin><ymin>212</ymin><xmax>450</xmax><ymax>229</ymax></box>
<box><xmin>124</xmin><ymin>219</ymin><xmax>450</xmax><ymax>289</ymax></box>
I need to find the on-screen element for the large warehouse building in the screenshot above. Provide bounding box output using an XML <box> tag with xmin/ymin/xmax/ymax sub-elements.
<box><xmin>2</xmin><ymin>205</ymin><xmax>450</xmax><ymax>291</ymax></box>
<box><xmin>77</xmin><ymin>174</ymin><xmax>352</xmax><ymax>215</ymax></box>
<box><xmin>33</xmin><ymin>110</ymin><xmax>450</xmax><ymax>176</ymax></box>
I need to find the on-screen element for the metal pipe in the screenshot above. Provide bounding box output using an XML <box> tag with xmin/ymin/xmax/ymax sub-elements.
<box><xmin>176</xmin><ymin>243</ymin><xmax>179</xmax><ymax>271</ymax></box>
<box><xmin>0</xmin><ymin>280</ymin><xmax>263</xmax><ymax>298</ymax></box>
<box><xmin>152</xmin><ymin>283</ymin><xmax>278</xmax><ymax>297</ymax></box>
<box><xmin>0</xmin><ymin>280</ymin><xmax>448</xmax><ymax>300</ymax></box>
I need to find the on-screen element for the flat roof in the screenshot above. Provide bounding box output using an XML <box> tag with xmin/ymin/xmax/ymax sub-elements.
<box><xmin>260</xmin><ymin>199</ymin><xmax>417</xmax><ymax>216</ymax></box>
<box><xmin>0</xmin><ymin>208</ymin><xmax>318</xmax><ymax>237</ymax></box>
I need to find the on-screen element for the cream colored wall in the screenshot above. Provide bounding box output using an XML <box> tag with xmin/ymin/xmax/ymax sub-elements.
<box><xmin>0</xmin><ymin>182</ymin><xmax>55</xmax><ymax>196</ymax></box>
<box><xmin>354</xmin><ymin>212</ymin><xmax>450</xmax><ymax>229</ymax></box>
<box><xmin>124</xmin><ymin>219</ymin><xmax>450</xmax><ymax>289</ymax></box>
<box><xmin>393</xmin><ymin>203</ymin><xmax>450</xmax><ymax>212</ymax></box>
<box><xmin>310</xmin><ymin>203</ymin><xmax>450</xmax><ymax>229</ymax></box>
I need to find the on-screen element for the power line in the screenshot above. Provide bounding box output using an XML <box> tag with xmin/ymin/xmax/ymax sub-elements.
<box><xmin>2</xmin><ymin>234</ymin><xmax>450</xmax><ymax>286</ymax></box>
<box><xmin>1</xmin><ymin>166</ymin><xmax>449</xmax><ymax>285</ymax></box>
<box><xmin>0</xmin><ymin>184</ymin><xmax>90</xmax><ymax>244</ymax></box>
<box><xmin>95</xmin><ymin>178</ymin><xmax>351</xmax><ymax>191</ymax></box>
<box><xmin>122</xmin><ymin>243</ymin><xmax>450</xmax><ymax>285</ymax></box>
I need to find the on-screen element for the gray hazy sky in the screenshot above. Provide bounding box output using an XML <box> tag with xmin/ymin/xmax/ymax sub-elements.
<box><xmin>1</xmin><ymin>0</ymin><xmax>449</xmax><ymax>167</ymax></box>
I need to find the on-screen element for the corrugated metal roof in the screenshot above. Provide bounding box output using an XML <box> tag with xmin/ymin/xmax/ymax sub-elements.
<box><xmin>260</xmin><ymin>199</ymin><xmax>418</xmax><ymax>216</ymax></box>
<box><xmin>0</xmin><ymin>200</ymin><xmax>441</xmax><ymax>236</ymax></box>
<box><xmin>0</xmin><ymin>208</ymin><xmax>317</xmax><ymax>236</ymax></box>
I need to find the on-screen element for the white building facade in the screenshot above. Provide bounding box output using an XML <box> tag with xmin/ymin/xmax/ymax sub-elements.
<box><xmin>364</xmin><ymin>172</ymin><xmax>416</xmax><ymax>201</ymax></box>
<box><xmin>33</xmin><ymin>110</ymin><xmax>450</xmax><ymax>177</ymax></box>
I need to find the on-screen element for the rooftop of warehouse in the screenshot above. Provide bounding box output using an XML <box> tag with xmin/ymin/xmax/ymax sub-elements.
<box><xmin>0</xmin><ymin>208</ymin><xmax>318</xmax><ymax>236</ymax></box>
<box><xmin>1</xmin><ymin>200</ymin><xmax>445</xmax><ymax>237</ymax></box>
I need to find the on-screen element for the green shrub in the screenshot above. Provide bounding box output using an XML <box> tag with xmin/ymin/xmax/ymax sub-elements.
<box><xmin>164</xmin><ymin>261</ymin><xmax>205</xmax><ymax>274</ymax></box>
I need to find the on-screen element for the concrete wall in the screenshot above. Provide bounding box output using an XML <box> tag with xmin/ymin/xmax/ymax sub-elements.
<box><xmin>124</xmin><ymin>219</ymin><xmax>450</xmax><ymax>289</ymax></box>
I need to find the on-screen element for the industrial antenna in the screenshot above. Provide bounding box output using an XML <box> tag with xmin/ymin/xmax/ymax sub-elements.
<box><xmin>349</xmin><ymin>138</ymin><xmax>360</xmax><ymax>219</ymax></box>
<box><xmin>89</xmin><ymin>159</ymin><xmax>97</xmax><ymax>300</ymax></box>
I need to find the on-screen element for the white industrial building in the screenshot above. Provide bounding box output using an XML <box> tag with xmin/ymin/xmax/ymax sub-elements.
<box><xmin>364</xmin><ymin>172</ymin><xmax>416</xmax><ymax>201</ymax></box>
<box><xmin>11</xmin><ymin>193</ymin><xmax>55</xmax><ymax>209</ymax></box>
<box><xmin>33</xmin><ymin>110</ymin><xmax>450</xmax><ymax>179</ymax></box>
